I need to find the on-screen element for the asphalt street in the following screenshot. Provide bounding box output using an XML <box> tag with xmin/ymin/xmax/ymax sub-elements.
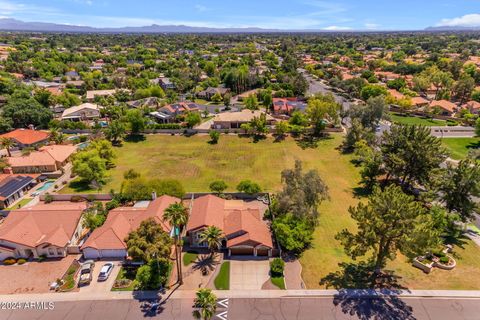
<box><xmin>2</xmin><ymin>297</ymin><xmax>480</xmax><ymax>320</ymax></box>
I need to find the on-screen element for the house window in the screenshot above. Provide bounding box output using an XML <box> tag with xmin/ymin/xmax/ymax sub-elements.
<box><xmin>48</xmin><ymin>248</ymin><xmax>55</xmax><ymax>256</ymax></box>
<box><xmin>57</xmin><ymin>248</ymin><xmax>63</xmax><ymax>255</ymax></box>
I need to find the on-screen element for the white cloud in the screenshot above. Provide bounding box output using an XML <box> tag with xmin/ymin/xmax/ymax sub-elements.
<box><xmin>364</xmin><ymin>23</ymin><xmax>379</xmax><ymax>30</ymax></box>
<box><xmin>323</xmin><ymin>25</ymin><xmax>352</xmax><ymax>31</ymax></box>
<box><xmin>194</xmin><ymin>4</ymin><xmax>208</xmax><ymax>13</ymax></box>
<box><xmin>436</xmin><ymin>13</ymin><xmax>480</xmax><ymax>27</ymax></box>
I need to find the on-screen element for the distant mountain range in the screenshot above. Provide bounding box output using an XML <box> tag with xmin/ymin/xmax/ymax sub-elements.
<box><xmin>1</xmin><ymin>18</ymin><xmax>480</xmax><ymax>33</ymax></box>
<box><xmin>0</xmin><ymin>18</ymin><xmax>282</xmax><ymax>33</ymax></box>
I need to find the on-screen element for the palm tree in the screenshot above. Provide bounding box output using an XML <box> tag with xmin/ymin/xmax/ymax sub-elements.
<box><xmin>192</xmin><ymin>288</ymin><xmax>217</xmax><ymax>320</ymax></box>
<box><xmin>199</xmin><ymin>226</ymin><xmax>224</xmax><ymax>257</ymax></box>
<box><xmin>49</xmin><ymin>128</ymin><xmax>59</xmax><ymax>144</ymax></box>
<box><xmin>163</xmin><ymin>202</ymin><xmax>189</xmax><ymax>285</ymax></box>
<box><xmin>0</xmin><ymin>137</ymin><xmax>15</xmax><ymax>157</ymax></box>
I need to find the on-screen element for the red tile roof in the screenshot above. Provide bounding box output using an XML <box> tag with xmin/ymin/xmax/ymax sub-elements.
<box><xmin>430</xmin><ymin>100</ymin><xmax>457</xmax><ymax>113</ymax></box>
<box><xmin>0</xmin><ymin>129</ymin><xmax>49</xmax><ymax>145</ymax></box>
<box><xmin>81</xmin><ymin>195</ymin><xmax>180</xmax><ymax>250</ymax></box>
<box><xmin>187</xmin><ymin>195</ymin><xmax>273</xmax><ymax>249</ymax></box>
<box><xmin>0</xmin><ymin>203</ymin><xmax>86</xmax><ymax>248</ymax></box>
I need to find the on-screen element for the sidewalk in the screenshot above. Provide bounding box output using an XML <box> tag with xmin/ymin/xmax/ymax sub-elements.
<box><xmin>2</xmin><ymin>289</ymin><xmax>480</xmax><ymax>303</ymax></box>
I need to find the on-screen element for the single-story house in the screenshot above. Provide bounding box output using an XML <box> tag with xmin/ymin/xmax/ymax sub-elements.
<box><xmin>61</xmin><ymin>103</ymin><xmax>101</xmax><ymax>121</ymax></box>
<box><xmin>7</xmin><ymin>144</ymin><xmax>77</xmax><ymax>174</ymax></box>
<box><xmin>81</xmin><ymin>195</ymin><xmax>180</xmax><ymax>259</ymax></box>
<box><xmin>411</xmin><ymin>96</ymin><xmax>430</xmax><ymax>108</ymax></box>
<box><xmin>0</xmin><ymin>129</ymin><xmax>50</xmax><ymax>149</ymax></box>
<box><xmin>186</xmin><ymin>195</ymin><xmax>273</xmax><ymax>256</ymax></box>
<box><xmin>463</xmin><ymin>100</ymin><xmax>480</xmax><ymax>115</ymax></box>
<box><xmin>429</xmin><ymin>100</ymin><xmax>457</xmax><ymax>116</ymax></box>
<box><xmin>212</xmin><ymin>109</ymin><xmax>275</xmax><ymax>129</ymax></box>
<box><xmin>387</xmin><ymin>89</ymin><xmax>405</xmax><ymax>101</ymax></box>
<box><xmin>154</xmin><ymin>77</ymin><xmax>176</xmax><ymax>90</ymax></box>
<box><xmin>127</xmin><ymin>97</ymin><xmax>162</xmax><ymax>109</ymax></box>
<box><xmin>197</xmin><ymin>87</ymin><xmax>230</xmax><ymax>100</ymax></box>
<box><xmin>0</xmin><ymin>202</ymin><xmax>86</xmax><ymax>260</ymax></box>
<box><xmin>86</xmin><ymin>89</ymin><xmax>116</xmax><ymax>101</ymax></box>
<box><xmin>0</xmin><ymin>173</ymin><xmax>39</xmax><ymax>209</ymax></box>
<box><xmin>272</xmin><ymin>98</ymin><xmax>307</xmax><ymax>115</ymax></box>
<box><xmin>155</xmin><ymin>102</ymin><xmax>200</xmax><ymax>122</ymax></box>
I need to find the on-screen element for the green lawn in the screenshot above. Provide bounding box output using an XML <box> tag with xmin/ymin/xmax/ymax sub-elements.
<box><xmin>442</xmin><ymin>138</ymin><xmax>480</xmax><ymax>160</ymax></box>
<box><xmin>271</xmin><ymin>276</ymin><xmax>286</xmax><ymax>290</ymax></box>
<box><xmin>214</xmin><ymin>261</ymin><xmax>230</xmax><ymax>290</ymax></box>
<box><xmin>111</xmin><ymin>267</ymin><xmax>138</xmax><ymax>291</ymax></box>
<box><xmin>390</xmin><ymin>113</ymin><xmax>447</xmax><ymax>126</ymax></box>
<box><xmin>183</xmin><ymin>252</ymin><xmax>199</xmax><ymax>266</ymax></box>
<box><xmin>6</xmin><ymin>198</ymin><xmax>32</xmax><ymax>210</ymax></box>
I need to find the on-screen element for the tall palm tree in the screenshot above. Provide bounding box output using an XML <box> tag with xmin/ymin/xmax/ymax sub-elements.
<box><xmin>192</xmin><ymin>288</ymin><xmax>217</xmax><ymax>320</ymax></box>
<box><xmin>0</xmin><ymin>137</ymin><xmax>15</xmax><ymax>157</ymax></box>
<box><xmin>199</xmin><ymin>226</ymin><xmax>224</xmax><ymax>257</ymax></box>
<box><xmin>163</xmin><ymin>202</ymin><xmax>189</xmax><ymax>285</ymax></box>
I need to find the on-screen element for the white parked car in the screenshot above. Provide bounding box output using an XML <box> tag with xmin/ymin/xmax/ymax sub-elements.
<box><xmin>98</xmin><ymin>263</ymin><xmax>114</xmax><ymax>281</ymax></box>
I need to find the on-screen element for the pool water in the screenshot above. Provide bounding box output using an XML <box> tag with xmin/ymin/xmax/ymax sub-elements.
<box><xmin>37</xmin><ymin>181</ymin><xmax>55</xmax><ymax>192</ymax></box>
<box><xmin>78</xmin><ymin>142</ymin><xmax>90</xmax><ymax>149</ymax></box>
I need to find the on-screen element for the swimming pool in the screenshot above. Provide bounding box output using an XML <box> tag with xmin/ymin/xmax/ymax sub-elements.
<box><xmin>77</xmin><ymin>142</ymin><xmax>90</xmax><ymax>149</ymax></box>
<box><xmin>37</xmin><ymin>181</ymin><xmax>55</xmax><ymax>192</ymax></box>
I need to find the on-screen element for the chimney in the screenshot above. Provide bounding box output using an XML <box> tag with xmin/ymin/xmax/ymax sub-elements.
<box><xmin>151</xmin><ymin>191</ymin><xmax>157</xmax><ymax>200</ymax></box>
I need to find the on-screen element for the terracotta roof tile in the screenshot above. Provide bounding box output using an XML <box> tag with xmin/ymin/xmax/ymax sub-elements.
<box><xmin>0</xmin><ymin>129</ymin><xmax>49</xmax><ymax>145</ymax></box>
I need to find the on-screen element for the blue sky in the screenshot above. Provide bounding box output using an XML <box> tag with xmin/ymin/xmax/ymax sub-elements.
<box><xmin>1</xmin><ymin>0</ymin><xmax>480</xmax><ymax>30</ymax></box>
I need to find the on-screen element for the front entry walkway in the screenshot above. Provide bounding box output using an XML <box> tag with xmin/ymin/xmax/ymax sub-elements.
<box><xmin>229</xmin><ymin>257</ymin><xmax>270</xmax><ymax>290</ymax></box>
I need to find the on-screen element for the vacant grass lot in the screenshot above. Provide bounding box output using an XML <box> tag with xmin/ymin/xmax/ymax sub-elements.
<box><xmin>442</xmin><ymin>138</ymin><xmax>480</xmax><ymax>160</ymax></box>
<box><xmin>63</xmin><ymin>133</ymin><xmax>480</xmax><ymax>289</ymax></box>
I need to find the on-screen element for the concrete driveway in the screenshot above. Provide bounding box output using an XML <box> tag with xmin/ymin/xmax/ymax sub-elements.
<box><xmin>79</xmin><ymin>260</ymin><xmax>121</xmax><ymax>294</ymax></box>
<box><xmin>229</xmin><ymin>258</ymin><xmax>270</xmax><ymax>290</ymax></box>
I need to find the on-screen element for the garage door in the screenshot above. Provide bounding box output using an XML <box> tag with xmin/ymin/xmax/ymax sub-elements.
<box><xmin>256</xmin><ymin>248</ymin><xmax>270</xmax><ymax>256</ymax></box>
<box><xmin>83</xmin><ymin>248</ymin><xmax>100</xmax><ymax>260</ymax></box>
<box><xmin>0</xmin><ymin>251</ymin><xmax>13</xmax><ymax>261</ymax></box>
<box><xmin>99</xmin><ymin>250</ymin><xmax>126</xmax><ymax>259</ymax></box>
<box><xmin>230</xmin><ymin>247</ymin><xmax>254</xmax><ymax>255</ymax></box>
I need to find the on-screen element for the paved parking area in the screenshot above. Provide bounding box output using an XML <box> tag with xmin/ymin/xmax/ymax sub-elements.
<box><xmin>0</xmin><ymin>256</ymin><xmax>76</xmax><ymax>294</ymax></box>
<box><xmin>229</xmin><ymin>258</ymin><xmax>270</xmax><ymax>290</ymax></box>
<box><xmin>79</xmin><ymin>260</ymin><xmax>121</xmax><ymax>294</ymax></box>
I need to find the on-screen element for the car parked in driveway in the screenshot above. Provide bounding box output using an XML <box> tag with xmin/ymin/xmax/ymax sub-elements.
<box><xmin>98</xmin><ymin>262</ymin><xmax>114</xmax><ymax>281</ymax></box>
<box><xmin>78</xmin><ymin>260</ymin><xmax>95</xmax><ymax>286</ymax></box>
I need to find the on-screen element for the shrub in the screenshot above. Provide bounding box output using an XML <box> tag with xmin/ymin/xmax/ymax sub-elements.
<box><xmin>70</xmin><ymin>195</ymin><xmax>84</xmax><ymax>202</ymax></box>
<box><xmin>236</xmin><ymin>180</ymin><xmax>262</xmax><ymax>194</ymax></box>
<box><xmin>209</xmin><ymin>130</ymin><xmax>220</xmax><ymax>144</ymax></box>
<box><xmin>155</xmin><ymin>123</ymin><xmax>182</xmax><ymax>130</ymax></box>
<box><xmin>439</xmin><ymin>256</ymin><xmax>450</xmax><ymax>264</ymax></box>
<box><xmin>270</xmin><ymin>258</ymin><xmax>285</xmax><ymax>276</ymax></box>
<box><xmin>105</xmin><ymin>199</ymin><xmax>120</xmax><ymax>211</ymax></box>
<box><xmin>62</xmin><ymin>181</ymin><xmax>67</xmax><ymax>185</ymax></box>
<box><xmin>17</xmin><ymin>258</ymin><xmax>27</xmax><ymax>265</ymax></box>
<box><xmin>44</xmin><ymin>194</ymin><xmax>53</xmax><ymax>204</ymax></box>
<box><xmin>79</xmin><ymin>135</ymin><xmax>88</xmax><ymax>142</ymax></box>
<box><xmin>3</xmin><ymin>258</ymin><xmax>16</xmax><ymax>265</ymax></box>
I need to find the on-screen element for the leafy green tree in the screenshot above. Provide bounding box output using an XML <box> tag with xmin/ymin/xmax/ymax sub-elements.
<box><xmin>270</xmin><ymin>258</ymin><xmax>285</xmax><ymax>276</ymax></box>
<box><xmin>244</xmin><ymin>94</ymin><xmax>259</xmax><ymax>110</ymax></box>
<box><xmin>438</xmin><ymin>159</ymin><xmax>480</xmax><ymax>222</ymax></box>
<box><xmin>210</xmin><ymin>92</ymin><xmax>222</xmax><ymax>104</ymax></box>
<box><xmin>209</xmin><ymin>130</ymin><xmax>220</xmax><ymax>144</ymax></box>
<box><xmin>72</xmin><ymin>149</ymin><xmax>107</xmax><ymax>186</ymax></box>
<box><xmin>185</xmin><ymin>112</ymin><xmax>201</xmax><ymax>128</ymax></box>
<box><xmin>164</xmin><ymin>202</ymin><xmax>189</xmax><ymax>285</ymax></box>
<box><xmin>262</xmin><ymin>91</ymin><xmax>273</xmax><ymax>108</ymax></box>
<box><xmin>126</xmin><ymin>218</ymin><xmax>173</xmax><ymax>262</ymax></box>
<box><xmin>275</xmin><ymin>121</ymin><xmax>289</xmax><ymax>138</ymax></box>
<box><xmin>193</xmin><ymin>288</ymin><xmax>217</xmax><ymax>320</ymax></box>
<box><xmin>88</xmin><ymin>139</ymin><xmax>116</xmax><ymax>168</ymax></box>
<box><xmin>276</xmin><ymin>160</ymin><xmax>329</xmax><ymax>223</ymax></box>
<box><xmin>236</xmin><ymin>180</ymin><xmax>262</xmax><ymax>194</ymax></box>
<box><xmin>199</xmin><ymin>226</ymin><xmax>224</xmax><ymax>256</ymax></box>
<box><xmin>125</xmin><ymin>109</ymin><xmax>146</xmax><ymax>134</ymax></box>
<box><xmin>342</xmin><ymin>119</ymin><xmax>375</xmax><ymax>152</ymax></box>
<box><xmin>122</xmin><ymin>177</ymin><xmax>185</xmax><ymax>201</ymax></box>
<box><xmin>103</xmin><ymin>119</ymin><xmax>126</xmax><ymax>144</ymax></box>
<box><xmin>135</xmin><ymin>259</ymin><xmax>171</xmax><ymax>290</ymax></box>
<box><xmin>272</xmin><ymin>213</ymin><xmax>314</xmax><ymax>253</ymax></box>
<box><xmin>381</xmin><ymin>125</ymin><xmax>448</xmax><ymax>186</ymax></box>
<box><xmin>306</xmin><ymin>94</ymin><xmax>341</xmax><ymax>135</ymax></box>
<box><xmin>349</xmin><ymin>95</ymin><xmax>388</xmax><ymax>129</ymax></box>
<box><xmin>209</xmin><ymin>180</ymin><xmax>228</xmax><ymax>194</ymax></box>
<box><xmin>336</xmin><ymin>185</ymin><xmax>441</xmax><ymax>274</ymax></box>
<box><xmin>360</xmin><ymin>84</ymin><xmax>387</xmax><ymax>101</ymax></box>
<box><xmin>3</xmin><ymin>92</ymin><xmax>53</xmax><ymax>128</ymax></box>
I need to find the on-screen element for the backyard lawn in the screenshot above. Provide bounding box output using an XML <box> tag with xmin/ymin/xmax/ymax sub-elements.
<box><xmin>390</xmin><ymin>113</ymin><xmax>447</xmax><ymax>126</ymax></box>
<box><xmin>62</xmin><ymin>133</ymin><xmax>480</xmax><ymax>290</ymax></box>
<box><xmin>442</xmin><ymin>138</ymin><xmax>480</xmax><ymax>160</ymax></box>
